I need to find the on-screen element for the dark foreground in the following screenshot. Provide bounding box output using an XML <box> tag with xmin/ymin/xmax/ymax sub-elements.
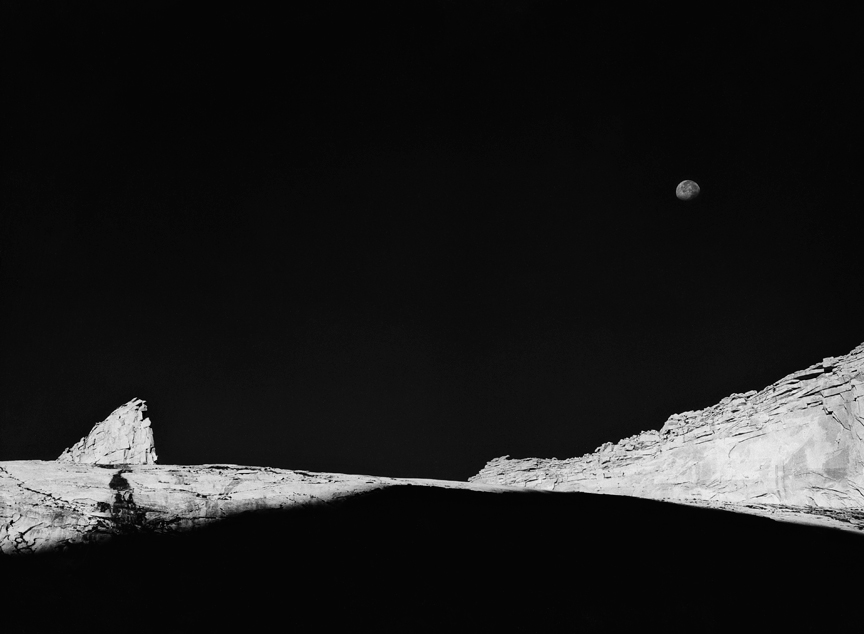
<box><xmin>5</xmin><ymin>487</ymin><xmax>862</xmax><ymax>632</ymax></box>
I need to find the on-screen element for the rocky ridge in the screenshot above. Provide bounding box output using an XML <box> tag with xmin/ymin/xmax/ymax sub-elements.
<box><xmin>57</xmin><ymin>398</ymin><xmax>157</xmax><ymax>465</ymax></box>
<box><xmin>0</xmin><ymin>460</ymin><xmax>524</xmax><ymax>554</ymax></box>
<box><xmin>1</xmin><ymin>399</ymin><xmax>517</xmax><ymax>555</ymax></box>
<box><xmin>471</xmin><ymin>341</ymin><xmax>864</xmax><ymax>518</ymax></box>
<box><xmin>3</xmin><ymin>399</ymin><xmax>522</xmax><ymax>555</ymax></box>
<box><xmin>6</xmin><ymin>341</ymin><xmax>864</xmax><ymax>556</ymax></box>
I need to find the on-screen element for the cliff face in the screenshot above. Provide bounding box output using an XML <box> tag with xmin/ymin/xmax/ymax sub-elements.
<box><xmin>57</xmin><ymin>398</ymin><xmax>157</xmax><ymax>465</ymax></box>
<box><xmin>471</xmin><ymin>342</ymin><xmax>864</xmax><ymax>509</ymax></box>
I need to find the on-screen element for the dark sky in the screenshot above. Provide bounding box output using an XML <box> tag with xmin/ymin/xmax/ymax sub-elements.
<box><xmin>2</xmin><ymin>3</ymin><xmax>861</xmax><ymax>478</ymax></box>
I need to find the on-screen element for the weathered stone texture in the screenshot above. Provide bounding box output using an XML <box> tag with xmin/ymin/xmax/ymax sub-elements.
<box><xmin>3</xmin><ymin>393</ymin><xmax>520</xmax><ymax>555</ymax></box>
<box><xmin>58</xmin><ymin>398</ymin><xmax>157</xmax><ymax>465</ymax></box>
<box><xmin>471</xmin><ymin>342</ymin><xmax>864</xmax><ymax>510</ymax></box>
<box><xmin>0</xmin><ymin>461</ymin><xmax>513</xmax><ymax>554</ymax></box>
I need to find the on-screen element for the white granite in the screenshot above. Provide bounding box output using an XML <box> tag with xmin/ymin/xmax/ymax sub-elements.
<box><xmin>58</xmin><ymin>399</ymin><xmax>157</xmax><ymax>465</ymax></box>
<box><xmin>471</xmin><ymin>342</ymin><xmax>864</xmax><ymax>519</ymax></box>
<box><xmin>0</xmin><ymin>459</ymin><xmax>518</xmax><ymax>554</ymax></box>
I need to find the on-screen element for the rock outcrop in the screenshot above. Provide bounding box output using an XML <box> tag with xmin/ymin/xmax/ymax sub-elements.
<box><xmin>57</xmin><ymin>398</ymin><xmax>157</xmax><ymax>465</ymax></box>
<box><xmin>472</xmin><ymin>342</ymin><xmax>864</xmax><ymax>513</ymax></box>
<box><xmin>0</xmin><ymin>460</ymin><xmax>517</xmax><ymax>554</ymax></box>
<box><xmin>6</xmin><ymin>339</ymin><xmax>864</xmax><ymax>558</ymax></box>
<box><xmin>3</xmin><ymin>394</ymin><xmax>523</xmax><ymax>555</ymax></box>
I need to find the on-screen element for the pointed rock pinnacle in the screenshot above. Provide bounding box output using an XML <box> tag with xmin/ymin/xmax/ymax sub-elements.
<box><xmin>58</xmin><ymin>398</ymin><xmax>158</xmax><ymax>465</ymax></box>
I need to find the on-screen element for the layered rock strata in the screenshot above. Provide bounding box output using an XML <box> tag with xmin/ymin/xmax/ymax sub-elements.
<box><xmin>58</xmin><ymin>398</ymin><xmax>157</xmax><ymax>465</ymax></box>
<box><xmin>471</xmin><ymin>342</ymin><xmax>864</xmax><ymax>512</ymax></box>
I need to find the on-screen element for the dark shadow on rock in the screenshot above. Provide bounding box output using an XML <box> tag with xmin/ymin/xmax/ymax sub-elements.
<box><xmin>3</xmin><ymin>487</ymin><xmax>862</xmax><ymax>632</ymax></box>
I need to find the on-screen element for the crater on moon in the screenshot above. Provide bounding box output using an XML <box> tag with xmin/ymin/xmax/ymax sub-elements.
<box><xmin>676</xmin><ymin>180</ymin><xmax>700</xmax><ymax>201</ymax></box>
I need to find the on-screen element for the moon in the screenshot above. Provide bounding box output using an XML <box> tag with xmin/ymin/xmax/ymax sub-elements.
<box><xmin>676</xmin><ymin>180</ymin><xmax>700</xmax><ymax>201</ymax></box>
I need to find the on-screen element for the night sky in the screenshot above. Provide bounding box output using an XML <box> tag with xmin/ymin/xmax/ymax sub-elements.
<box><xmin>2</xmin><ymin>3</ymin><xmax>861</xmax><ymax>479</ymax></box>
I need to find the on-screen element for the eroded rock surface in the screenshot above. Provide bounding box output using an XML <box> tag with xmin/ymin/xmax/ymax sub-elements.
<box><xmin>471</xmin><ymin>342</ymin><xmax>864</xmax><ymax>514</ymax></box>
<box><xmin>58</xmin><ymin>398</ymin><xmax>157</xmax><ymax>465</ymax></box>
<box><xmin>3</xmin><ymin>393</ymin><xmax>520</xmax><ymax>555</ymax></box>
<box><xmin>0</xmin><ymin>461</ymin><xmax>515</xmax><ymax>554</ymax></box>
<box><xmin>7</xmin><ymin>339</ymin><xmax>864</xmax><ymax>557</ymax></box>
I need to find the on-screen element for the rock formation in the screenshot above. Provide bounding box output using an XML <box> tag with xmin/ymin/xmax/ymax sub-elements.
<box><xmin>57</xmin><ymin>398</ymin><xmax>157</xmax><ymax>465</ymax></box>
<box><xmin>472</xmin><ymin>341</ymin><xmax>864</xmax><ymax>521</ymax></box>
<box><xmin>0</xmin><ymin>460</ymin><xmax>513</xmax><ymax>555</ymax></box>
<box><xmin>5</xmin><ymin>342</ymin><xmax>864</xmax><ymax>557</ymax></box>
<box><xmin>5</xmin><ymin>396</ymin><xmax>521</xmax><ymax>554</ymax></box>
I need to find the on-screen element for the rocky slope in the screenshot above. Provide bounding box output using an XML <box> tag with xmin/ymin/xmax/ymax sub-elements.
<box><xmin>12</xmin><ymin>474</ymin><xmax>863</xmax><ymax>634</ymax></box>
<box><xmin>0</xmin><ymin>460</ymin><xmax>521</xmax><ymax>555</ymax></box>
<box><xmin>472</xmin><ymin>341</ymin><xmax>864</xmax><ymax>519</ymax></box>
<box><xmin>5</xmin><ymin>377</ymin><xmax>864</xmax><ymax>632</ymax></box>
<box><xmin>6</xmin><ymin>337</ymin><xmax>864</xmax><ymax>558</ymax></box>
<box><xmin>1</xmin><ymin>399</ymin><xmax>516</xmax><ymax>554</ymax></box>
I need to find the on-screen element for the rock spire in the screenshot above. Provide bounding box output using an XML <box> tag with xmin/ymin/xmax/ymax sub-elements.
<box><xmin>58</xmin><ymin>398</ymin><xmax>157</xmax><ymax>465</ymax></box>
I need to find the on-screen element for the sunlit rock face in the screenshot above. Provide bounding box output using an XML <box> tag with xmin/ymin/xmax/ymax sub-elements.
<box><xmin>472</xmin><ymin>342</ymin><xmax>864</xmax><ymax>509</ymax></box>
<box><xmin>0</xmin><ymin>461</ymin><xmax>381</xmax><ymax>554</ymax></box>
<box><xmin>0</xmin><ymin>461</ymin><xmax>510</xmax><ymax>555</ymax></box>
<box><xmin>6</xmin><ymin>341</ymin><xmax>864</xmax><ymax>557</ymax></box>
<box><xmin>58</xmin><ymin>398</ymin><xmax>157</xmax><ymax>465</ymax></box>
<box><xmin>3</xmin><ymin>392</ymin><xmax>520</xmax><ymax>555</ymax></box>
